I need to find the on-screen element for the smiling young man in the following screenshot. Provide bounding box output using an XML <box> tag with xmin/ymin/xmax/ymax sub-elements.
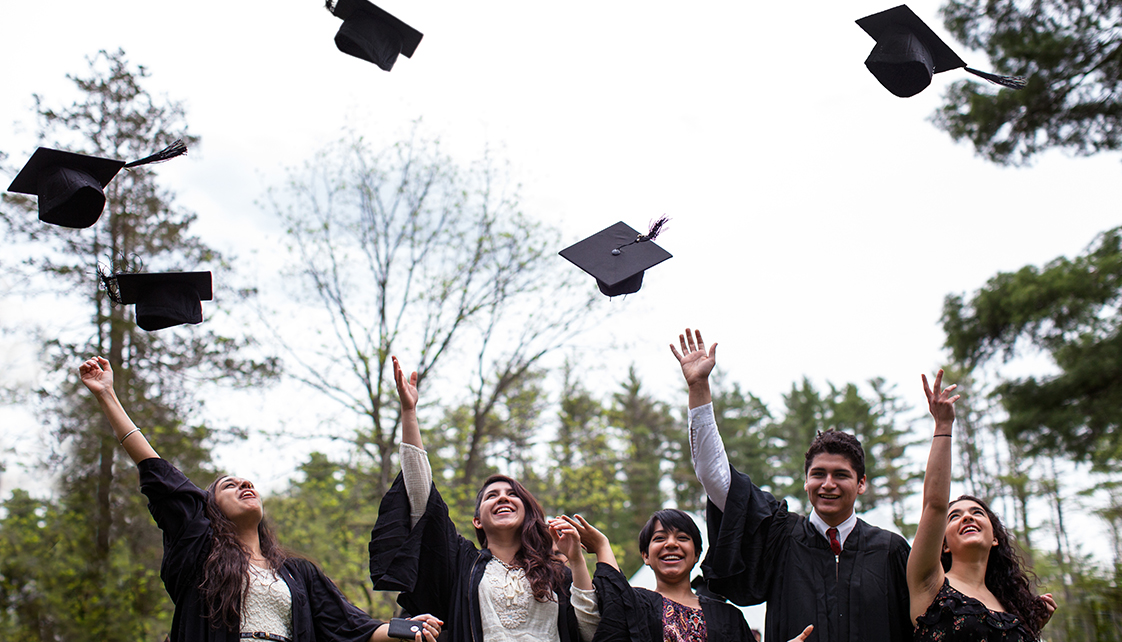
<box><xmin>671</xmin><ymin>329</ymin><xmax>912</xmax><ymax>642</ymax></box>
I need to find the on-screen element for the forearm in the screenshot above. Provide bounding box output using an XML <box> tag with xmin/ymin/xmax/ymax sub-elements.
<box><xmin>689</xmin><ymin>403</ymin><xmax>730</xmax><ymax>511</ymax></box>
<box><xmin>908</xmin><ymin>420</ymin><xmax>954</xmax><ymax>592</ymax></box>
<box><xmin>93</xmin><ymin>388</ymin><xmax>158</xmax><ymax>464</ymax></box>
<box><xmin>568</xmin><ymin>549</ymin><xmax>593</xmax><ymax>591</ymax></box>
<box><xmin>401</xmin><ymin>407</ymin><xmax>423</xmax><ymax>449</ymax></box>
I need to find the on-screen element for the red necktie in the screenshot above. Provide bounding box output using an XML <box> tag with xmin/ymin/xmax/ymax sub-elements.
<box><xmin>827</xmin><ymin>527</ymin><xmax>842</xmax><ymax>555</ymax></box>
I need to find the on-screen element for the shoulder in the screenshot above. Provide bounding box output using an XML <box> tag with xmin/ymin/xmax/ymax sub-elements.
<box><xmin>855</xmin><ymin>519</ymin><xmax>910</xmax><ymax>549</ymax></box>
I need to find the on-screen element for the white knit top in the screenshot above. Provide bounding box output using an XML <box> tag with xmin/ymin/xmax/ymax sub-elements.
<box><xmin>240</xmin><ymin>564</ymin><xmax>293</xmax><ymax>638</ymax></box>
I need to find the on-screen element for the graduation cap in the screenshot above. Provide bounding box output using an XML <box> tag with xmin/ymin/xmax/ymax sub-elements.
<box><xmin>326</xmin><ymin>0</ymin><xmax>422</xmax><ymax>71</ymax></box>
<box><xmin>103</xmin><ymin>271</ymin><xmax>212</xmax><ymax>331</ymax></box>
<box><xmin>559</xmin><ymin>217</ymin><xmax>672</xmax><ymax>297</ymax></box>
<box><xmin>7</xmin><ymin>141</ymin><xmax>188</xmax><ymax>229</ymax></box>
<box><xmin>856</xmin><ymin>5</ymin><xmax>1026</xmax><ymax>97</ymax></box>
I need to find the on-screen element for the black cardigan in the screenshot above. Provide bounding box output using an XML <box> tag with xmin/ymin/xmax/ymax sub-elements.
<box><xmin>700</xmin><ymin>464</ymin><xmax>912</xmax><ymax>642</ymax></box>
<box><xmin>590</xmin><ymin>563</ymin><xmax>752</xmax><ymax>642</ymax></box>
<box><xmin>139</xmin><ymin>457</ymin><xmax>383</xmax><ymax>642</ymax></box>
<box><xmin>369</xmin><ymin>472</ymin><xmax>581</xmax><ymax>642</ymax></box>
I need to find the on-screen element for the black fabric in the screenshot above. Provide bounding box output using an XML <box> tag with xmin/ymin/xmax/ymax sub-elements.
<box><xmin>700</xmin><ymin>465</ymin><xmax>912</xmax><ymax>642</ymax></box>
<box><xmin>590</xmin><ymin>563</ymin><xmax>750</xmax><ymax>642</ymax></box>
<box><xmin>915</xmin><ymin>579</ymin><xmax>1037</xmax><ymax>642</ymax></box>
<box><xmin>139</xmin><ymin>458</ymin><xmax>383</xmax><ymax>642</ymax></box>
<box><xmin>369</xmin><ymin>472</ymin><xmax>580</xmax><ymax>642</ymax></box>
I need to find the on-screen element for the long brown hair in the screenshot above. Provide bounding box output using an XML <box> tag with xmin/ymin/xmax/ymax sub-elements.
<box><xmin>941</xmin><ymin>495</ymin><xmax>1049</xmax><ymax>636</ymax></box>
<box><xmin>199</xmin><ymin>475</ymin><xmax>289</xmax><ymax>630</ymax></box>
<box><xmin>473</xmin><ymin>474</ymin><xmax>565</xmax><ymax>602</ymax></box>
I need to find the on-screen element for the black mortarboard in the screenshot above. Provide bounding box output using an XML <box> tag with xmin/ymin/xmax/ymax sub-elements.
<box><xmin>327</xmin><ymin>0</ymin><xmax>423</xmax><ymax>71</ymax></box>
<box><xmin>7</xmin><ymin>141</ymin><xmax>188</xmax><ymax>228</ymax></box>
<box><xmin>856</xmin><ymin>5</ymin><xmax>1026</xmax><ymax>97</ymax></box>
<box><xmin>559</xmin><ymin>218</ymin><xmax>672</xmax><ymax>297</ymax></box>
<box><xmin>106</xmin><ymin>271</ymin><xmax>213</xmax><ymax>331</ymax></box>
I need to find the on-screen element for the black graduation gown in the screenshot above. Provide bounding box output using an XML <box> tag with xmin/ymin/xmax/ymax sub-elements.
<box><xmin>700</xmin><ymin>465</ymin><xmax>912</xmax><ymax>642</ymax></box>
<box><xmin>369</xmin><ymin>472</ymin><xmax>581</xmax><ymax>642</ymax></box>
<box><xmin>590</xmin><ymin>563</ymin><xmax>752</xmax><ymax>642</ymax></box>
<box><xmin>139</xmin><ymin>457</ymin><xmax>383</xmax><ymax>642</ymax></box>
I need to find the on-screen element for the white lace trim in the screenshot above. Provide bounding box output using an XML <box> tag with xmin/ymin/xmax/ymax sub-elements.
<box><xmin>486</xmin><ymin>558</ymin><xmax>533</xmax><ymax>629</ymax></box>
<box><xmin>240</xmin><ymin>564</ymin><xmax>293</xmax><ymax>638</ymax></box>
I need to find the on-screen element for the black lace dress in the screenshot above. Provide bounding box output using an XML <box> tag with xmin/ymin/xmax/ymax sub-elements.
<box><xmin>914</xmin><ymin>579</ymin><xmax>1036</xmax><ymax>642</ymax></box>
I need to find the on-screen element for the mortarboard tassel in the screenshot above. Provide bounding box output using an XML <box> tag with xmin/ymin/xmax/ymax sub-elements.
<box><xmin>638</xmin><ymin>215</ymin><xmax>670</xmax><ymax>242</ymax></box>
<box><xmin>124</xmin><ymin>140</ymin><xmax>188</xmax><ymax>169</ymax></box>
<box><xmin>964</xmin><ymin>68</ymin><xmax>1027</xmax><ymax>90</ymax></box>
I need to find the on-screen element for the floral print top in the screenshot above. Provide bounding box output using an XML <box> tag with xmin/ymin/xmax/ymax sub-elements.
<box><xmin>661</xmin><ymin>596</ymin><xmax>707</xmax><ymax>642</ymax></box>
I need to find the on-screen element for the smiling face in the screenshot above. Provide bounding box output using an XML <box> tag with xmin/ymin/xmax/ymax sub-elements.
<box><xmin>212</xmin><ymin>476</ymin><xmax>263</xmax><ymax>525</ymax></box>
<box><xmin>804</xmin><ymin>453</ymin><xmax>866</xmax><ymax>526</ymax></box>
<box><xmin>641</xmin><ymin>520</ymin><xmax>699</xmax><ymax>585</ymax></box>
<box><xmin>472</xmin><ymin>480</ymin><xmax>526</xmax><ymax>536</ymax></box>
<box><xmin>944</xmin><ymin>499</ymin><xmax>997</xmax><ymax>554</ymax></box>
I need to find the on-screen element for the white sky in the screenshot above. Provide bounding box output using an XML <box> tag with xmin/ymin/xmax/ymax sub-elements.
<box><xmin>2</xmin><ymin>1</ymin><xmax>1119</xmax><ymax>565</ymax></box>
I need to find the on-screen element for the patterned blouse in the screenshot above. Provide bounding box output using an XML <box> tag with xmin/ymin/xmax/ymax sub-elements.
<box><xmin>915</xmin><ymin>579</ymin><xmax>1037</xmax><ymax>642</ymax></box>
<box><xmin>661</xmin><ymin>596</ymin><xmax>707</xmax><ymax>642</ymax></box>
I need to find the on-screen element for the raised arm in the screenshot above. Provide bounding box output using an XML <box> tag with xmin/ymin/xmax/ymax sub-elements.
<box><xmin>393</xmin><ymin>356</ymin><xmax>432</xmax><ymax>525</ymax></box>
<box><xmin>907</xmin><ymin>369</ymin><xmax>960</xmax><ymax>622</ymax></box>
<box><xmin>79</xmin><ymin>357</ymin><xmax>159</xmax><ymax>465</ymax></box>
<box><xmin>670</xmin><ymin>328</ymin><xmax>731</xmax><ymax>510</ymax></box>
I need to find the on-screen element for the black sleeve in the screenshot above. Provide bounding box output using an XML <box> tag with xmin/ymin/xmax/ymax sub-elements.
<box><xmin>138</xmin><ymin>457</ymin><xmax>211</xmax><ymax>602</ymax></box>
<box><xmin>590</xmin><ymin>563</ymin><xmax>657</xmax><ymax>642</ymax></box>
<box><xmin>889</xmin><ymin>536</ymin><xmax>914</xmax><ymax>642</ymax></box>
<box><xmin>369</xmin><ymin>472</ymin><xmax>475</xmax><ymax>621</ymax></box>
<box><xmin>296</xmin><ymin>559</ymin><xmax>384</xmax><ymax>642</ymax></box>
<box><xmin>700</xmin><ymin>464</ymin><xmax>782</xmax><ymax>606</ymax></box>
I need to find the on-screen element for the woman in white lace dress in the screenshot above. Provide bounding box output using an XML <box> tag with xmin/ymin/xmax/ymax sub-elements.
<box><xmin>368</xmin><ymin>357</ymin><xmax>600</xmax><ymax>642</ymax></box>
<box><xmin>79</xmin><ymin>356</ymin><xmax>443</xmax><ymax>642</ymax></box>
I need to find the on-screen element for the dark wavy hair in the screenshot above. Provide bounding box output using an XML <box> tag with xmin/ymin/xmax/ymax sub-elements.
<box><xmin>804</xmin><ymin>430</ymin><xmax>865</xmax><ymax>479</ymax></box>
<box><xmin>473</xmin><ymin>474</ymin><xmax>565</xmax><ymax>603</ymax></box>
<box><xmin>942</xmin><ymin>495</ymin><xmax>1049</xmax><ymax>636</ymax></box>
<box><xmin>638</xmin><ymin>509</ymin><xmax>703</xmax><ymax>559</ymax></box>
<box><xmin>199</xmin><ymin>475</ymin><xmax>290</xmax><ymax>630</ymax></box>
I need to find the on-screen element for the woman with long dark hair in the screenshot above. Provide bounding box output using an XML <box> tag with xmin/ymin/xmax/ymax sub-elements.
<box><xmin>909</xmin><ymin>370</ymin><xmax>1058</xmax><ymax>641</ymax></box>
<box><xmin>368</xmin><ymin>357</ymin><xmax>600</xmax><ymax>642</ymax></box>
<box><xmin>79</xmin><ymin>356</ymin><xmax>442</xmax><ymax>642</ymax></box>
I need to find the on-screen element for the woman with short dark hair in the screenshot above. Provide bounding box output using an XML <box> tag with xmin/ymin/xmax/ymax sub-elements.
<box><xmin>573</xmin><ymin>509</ymin><xmax>812</xmax><ymax>642</ymax></box>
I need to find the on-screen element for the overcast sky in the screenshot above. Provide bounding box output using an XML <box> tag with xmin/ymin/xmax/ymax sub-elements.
<box><xmin>2</xmin><ymin>1</ymin><xmax>1119</xmax><ymax>565</ymax></box>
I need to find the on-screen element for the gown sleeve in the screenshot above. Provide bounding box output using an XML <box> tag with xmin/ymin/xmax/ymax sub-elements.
<box><xmin>700</xmin><ymin>464</ymin><xmax>783</xmax><ymax>606</ymax></box>
<box><xmin>369</xmin><ymin>471</ymin><xmax>476</xmax><ymax>621</ymax></box>
<box><xmin>590</xmin><ymin>563</ymin><xmax>659</xmax><ymax>642</ymax></box>
<box><xmin>138</xmin><ymin>457</ymin><xmax>212</xmax><ymax>603</ymax></box>
<box><xmin>293</xmin><ymin>558</ymin><xmax>384</xmax><ymax>642</ymax></box>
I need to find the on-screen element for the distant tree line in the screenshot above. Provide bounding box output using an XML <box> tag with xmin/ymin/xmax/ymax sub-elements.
<box><xmin>5</xmin><ymin>42</ymin><xmax>1122</xmax><ymax>642</ymax></box>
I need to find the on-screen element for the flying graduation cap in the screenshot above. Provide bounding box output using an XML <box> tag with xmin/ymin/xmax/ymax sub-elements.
<box><xmin>102</xmin><ymin>271</ymin><xmax>213</xmax><ymax>331</ymax></box>
<box><xmin>856</xmin><ymin>5</ymin><xmax>1026</xmax><ymax>98</ymax></box>
<box><xmin>326</xmin><ymin>0</ymin><xmax>422</xmax><ymax>71</ymax></box>
<box><xmin>559</xmin><ymin>217</ymin><xmax>672</xmax><ymax>297</ymax></box>
<box><xmin>7</xmin><ymin>141</ymin><xmax>188</xmax><ymax>229</ymax></box>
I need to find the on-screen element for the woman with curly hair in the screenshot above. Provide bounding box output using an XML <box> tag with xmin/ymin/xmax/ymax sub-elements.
<box><xmin>368</xmin><ymin>357</ymin><xmax>600</xmax><ymax>642</ymax></box>
<box><xmin>79</xmin><ymin>356</ymin><xmax>442</xmax><ymax>642</ymax></box>
<box><xmin>909</xmin><ymin>370</ymin><xmax>1058</xmax><ymax>641</ymax></box>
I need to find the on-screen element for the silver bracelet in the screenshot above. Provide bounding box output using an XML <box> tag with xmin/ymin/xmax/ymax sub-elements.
<box><xmin>119</xmin><ymin>428</ymin><xmax>142</xmax><ymax>445</ymax></box>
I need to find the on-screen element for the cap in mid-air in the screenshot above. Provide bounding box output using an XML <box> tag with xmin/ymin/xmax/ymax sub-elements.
<box><xmin>856</xmin><ymin>5</ymin><xmax>1026</xmax><ymax>97</ymax></box>
<box><xmin>559</xmin><ymin>217</ymin><xmax>672</xmax><ymax>297</ymax></box>
<box><xmin>327</xmin><ymin>0</ymin><xmax>422</xmax><ymax>71</ymax></box>
<box><xmin>104</xmin><ymin>271</ymin><xmax>213</xmax><ymax>331</ymax></box>
<box><xmin>7</xmin><ymin>141</ymin><xmax>188</xmax><ymax>229</ymax></box>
